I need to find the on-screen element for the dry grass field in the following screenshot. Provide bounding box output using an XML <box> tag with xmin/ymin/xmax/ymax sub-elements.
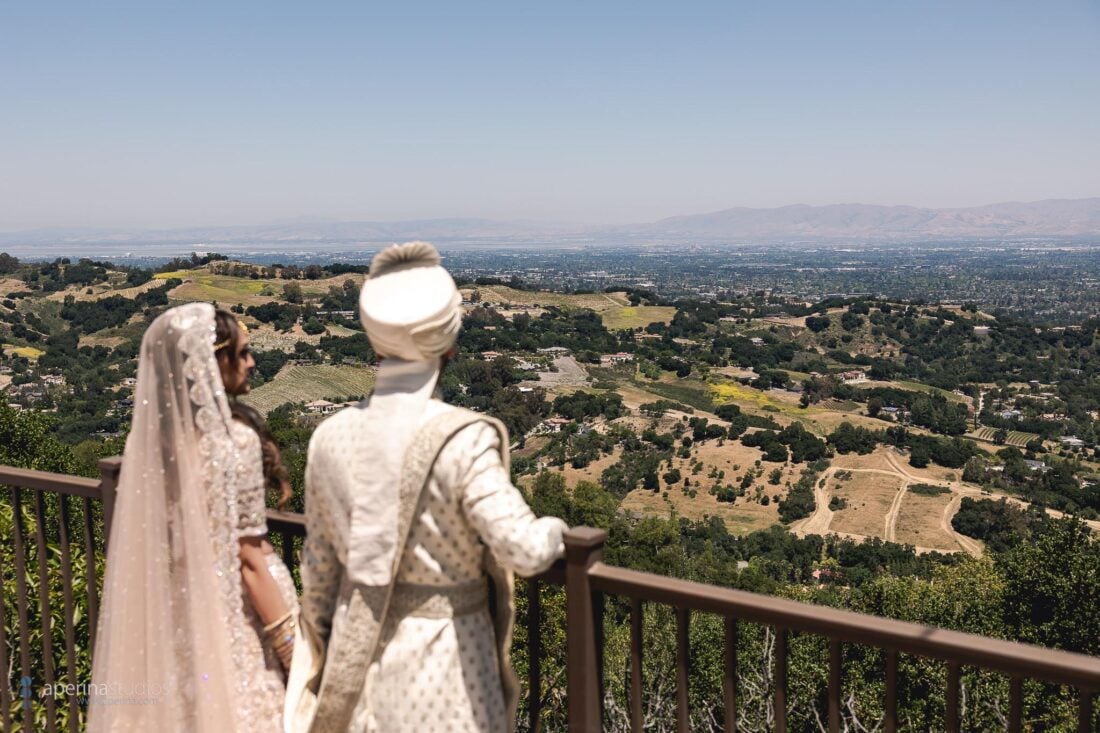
<box><xmin>852</xmin><ymin>379</ymin><xmax>970</xmax><ymax>404</ymax></box>
<box><xmin>522</xmin><ymin>403</ymin><xmax>788</xmax><ymax>535</ymax></box>
<box><xmin>831</xmin><ymin>447</ymin><xmax>959</xmax><ymax>483</ymax></box>
<box><xmin>787</xmin><ymin>447</ymin><xmax>988</xmax><ymax>553</ymax></box>
<box><xmin>45</xmin><ymin>278</ymin><xmax>164</xmax><ymax>303</ymax></box>
<box><xmin>830</xmin><ymin>472</ymin><xmax>905</xmax><ymax>538</ymax></box>
<box><xmin>0</xmin><ymin>277</ymin><xmax>24</xmax><ymax>295</ymax></box>
<box><xmin>160</xmin><ymin>271</ymin><xmax>273</xmax><ymax>306</ymax></box>
<box><xmin>243</xmin><ymin>363</ymin><xmax>376</xmax><ymax>414</ymax></box>
<box><xmin>755</xmin><ymin>315</ymin><xmax>810</xmax><ymax>328</ymax></box>
<box><xmin>711</xmin><ymin>366</ymin><xmax>757</xmax><ymax>380</ymax></box>
<box><xmin>469</xmin><ymin>285</ymin><xmax>629</xmax><ymax>310</ymax></box>
<box><xmin>325</xmin><ymin>323</ymin><xmax>360</xmax><ymax>337</ymax></box>
<box><xmin>495</xmin><ymin>307</ymin><xmax>548</xmax><ymax>320</ymax></box>
<box><xmin>601</xmin><ymin>305</ymin><xmax>678</xmax><ymax>330</ymax></box>
<box><xmin>468</xmin><ymin>285</ymin><xmax>677</xmax><ymax>330</ymax></box>
<box><xmin>623</xmin><ymin>438</ymin><xmax>790</xmax><ymax>534</ymax></box>
<box><xmin>893</xmin><ymin>491</ymin><xmax>958</xmax><ymax>550</ymax></box>
<box><xmin>157</xmin><ymin>267</ymin><xmax>364</xmax><ymax>309</ymax></box>
<box><xmin>519</xmin><ymin>447</ymin><xmax>624</xmax><ymax>490</ymax></box>
<box><xmin>78</xmin><ymin>334</ymin><xmax>127</xmax><ymax>349</ymax></box>
<box><xmin>620</xmin><ymin>486</ymin><xmax>780</xmax><ymax>536</ymax></box>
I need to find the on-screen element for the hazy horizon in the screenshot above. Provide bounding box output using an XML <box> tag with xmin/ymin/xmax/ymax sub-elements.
<box><xmin>3</xmin><ymin>1</ymin><xmax>1099</xmax><ymax>229</ymax></box>
<box><xmin>2</xmin><ymin>195</ymin><xmax>1100</xmax><ymax>235</ymax></box>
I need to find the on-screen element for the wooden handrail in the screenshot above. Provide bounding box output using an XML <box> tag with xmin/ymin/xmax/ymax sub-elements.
<box><xmin>559</xmin><ymin>527</ymin><xmax>1099</xmax><ymax>732</ymax></box>
<box><xmin>0</xmin><ymin>465</ymin><xmax>101</xmax><ymax>498</ymax></box>
<box><xmin>588</xmin><ymin>560</ymin><xmax>1100</xmax><ymax>690</ymax></box>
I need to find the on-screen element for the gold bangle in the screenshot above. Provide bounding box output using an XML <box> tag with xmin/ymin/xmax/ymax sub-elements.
<box><xmin>262</xmin><ymin>611</ymin><xmax>294</xmax><ymax>635</ymax></box>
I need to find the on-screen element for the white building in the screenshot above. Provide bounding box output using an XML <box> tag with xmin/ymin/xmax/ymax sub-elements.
<box><xmin>305</xmin><ymin>399</ymin><xmax>337</xmax><ymax>415</ymax></box>
<box><xmin>599</xmin><ymin>352</ymin><xmax>635</xmax><ymax>366</ymax></box>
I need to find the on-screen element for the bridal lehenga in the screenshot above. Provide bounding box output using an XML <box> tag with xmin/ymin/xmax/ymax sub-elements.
<box><xmin>88</xmin><ymin>303</ymin><xmax>295</xmax><ymax>732</ymax></box>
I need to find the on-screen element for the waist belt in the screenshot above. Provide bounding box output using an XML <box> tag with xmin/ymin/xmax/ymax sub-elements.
<box><xmin>390</xmin><ymin>578</ymin><xmax>488</xmax><ymax>619</ymax></box>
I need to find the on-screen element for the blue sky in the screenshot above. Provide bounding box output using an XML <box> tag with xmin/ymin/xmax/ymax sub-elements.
<box><xmin>2</xmin><ymin>1</ymin><xmax>1098</xmax><ymax>228</ymax></box>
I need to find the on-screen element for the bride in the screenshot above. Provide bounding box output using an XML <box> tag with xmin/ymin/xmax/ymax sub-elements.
<box><xmin>88</xmin><ymin>303</ymin><xmax>298</xmax><ymax>732</ymax></box>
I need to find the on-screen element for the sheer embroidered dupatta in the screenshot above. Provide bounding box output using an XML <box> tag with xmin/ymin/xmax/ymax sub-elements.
<box><xmin>88</xmin><ymin>303</ymin><xmax>256</xmax><ymax>732</ymax></box>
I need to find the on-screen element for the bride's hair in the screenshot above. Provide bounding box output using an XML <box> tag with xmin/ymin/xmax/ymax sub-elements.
<box><xmin>214</xmin><ymin>309</ymin><xmax>294</xmax><ymax>509</ymax></box>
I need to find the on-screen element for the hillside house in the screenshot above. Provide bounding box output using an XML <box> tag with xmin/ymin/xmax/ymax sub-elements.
<box><xmin>1024</xmin><ymin>460</ymin><xmax>1051</xmax><ymax>473</ymax></box>
<box><xmin>599</xmin><ymin>352</ymin><xmax>634</xmax><ymax>366</ymax></box>
<box><xmin>538</xmin><ymin>417</ymin><xmax>573</xmax><ymax>434</ymax></box>
<box><xmin>315</xmin><ymin>310</ymin><xmax>358</xmax><ymax>321</ymax></box>
<box><xmin>839</xmin><ymin>370</ymin><xmax>868</xmax><ymax>384</ymax></box>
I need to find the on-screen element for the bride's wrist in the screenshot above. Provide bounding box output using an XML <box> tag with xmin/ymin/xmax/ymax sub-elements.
<box><xmin>262</xmin><ymin>612</ymin><xmax>296</xmax><ymax>668</ymax></box>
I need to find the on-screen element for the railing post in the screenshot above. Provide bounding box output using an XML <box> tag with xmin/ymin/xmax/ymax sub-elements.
<box><xmin>565</xmin><ymin>527</ymin><xmax>607</xmax><ymax>733</ymax></box>
<box><xmin>98</xmin><ymin>457</ymin><xmax>122</xmax><ymax>551</ymax></box>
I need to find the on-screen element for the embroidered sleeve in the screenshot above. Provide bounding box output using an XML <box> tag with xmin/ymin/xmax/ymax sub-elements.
<box><xmin>451</xmin><ymin>422</ymin><xmax>568</xmax><ymax>577</ymax></box>
<box><xmin>300</xmin><ymin>434</ymin><xmax>342</xmax><ymax>642</ymax></box>
<box><xmin>231</xmin><ymin>421</ymin><xmax>269</xmax><ymax>538</ymax></box>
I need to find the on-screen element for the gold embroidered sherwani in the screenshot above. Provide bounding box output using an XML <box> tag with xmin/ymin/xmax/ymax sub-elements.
<box><xmin>291</xmin><ymin>369</ymin><xmax>567</xmax><ymax>733</ymax></box>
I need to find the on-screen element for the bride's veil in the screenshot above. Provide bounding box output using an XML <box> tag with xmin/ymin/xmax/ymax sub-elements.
<box><xmin>88</xmin><ymin>303</ymin><xmax>253</xmax><ymax>731</ymax></box>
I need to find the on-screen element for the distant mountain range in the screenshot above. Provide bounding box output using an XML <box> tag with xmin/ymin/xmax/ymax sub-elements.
<box><xmin>2</xmin><ymin>198</ymin><xmax>1099</xmax><ymax>254</ymax></box>
<box><xmin>638</xmin><ymin>198</ymin><xmax>1100</xmax><ymax>241</ymax></box>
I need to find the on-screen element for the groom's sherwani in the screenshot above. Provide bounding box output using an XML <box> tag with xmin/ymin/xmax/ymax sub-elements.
<box><xmin>292</xmin><ymin>360</ymin><xmax>567</xmax><ymax>733</ymax></box>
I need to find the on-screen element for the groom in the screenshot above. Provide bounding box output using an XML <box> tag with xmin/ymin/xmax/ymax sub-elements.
<box><xmin>286</xmin><ymin>241</ymin><xmax>568</xmax><ymax>733</ymax></box>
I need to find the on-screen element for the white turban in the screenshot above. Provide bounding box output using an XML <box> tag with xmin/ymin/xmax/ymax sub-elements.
<box><xmin>359</xmin><ymin>241</ymin><xmax>462</xmax><ymax>361</ymax></box>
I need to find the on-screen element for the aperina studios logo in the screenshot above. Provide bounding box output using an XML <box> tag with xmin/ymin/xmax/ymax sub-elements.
<box><xmin>13</xmin><ymin>677</ymin><xmax>171</xmax><ymax>708</ymax></box>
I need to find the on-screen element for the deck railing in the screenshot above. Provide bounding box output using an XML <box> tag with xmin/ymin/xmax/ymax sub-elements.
<box><xmin>552</xmin><ymin>527</ymin><xmax>1100</xmax><ymax>733</ymax></box>
<box><xmin>2</xmin><ymin>461</ymin><xmax>1099</xmax><ymax>732</ymax></box>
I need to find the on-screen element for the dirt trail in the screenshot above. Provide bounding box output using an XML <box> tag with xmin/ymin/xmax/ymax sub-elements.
<box><xmin>795</xmin><ymin>447</ymin><xmax>1096</xmax><ymax>555</ymax></box>
<box><xmin>942</xmin><ymin>492</ymin><xmax>983</xmax><ymax>556</ymax></box>
<box><xmin>882</xmin><ymin>476</ymin><xmax>911</xmax><ymax>543</ymax></box>
<box><xmin>795</xmin><ymin>466</ymin><xmax>909</xmax><ymax>539</ymax></box>
<box><xmin>793</xmin><ymin>468</ymin><xmax>836</xmax><ymax>536</ymax></box>
<box><xmin>882</xmin><ymin>450</ymin><xmax>981</xmax><ymax>556</ymax></box>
